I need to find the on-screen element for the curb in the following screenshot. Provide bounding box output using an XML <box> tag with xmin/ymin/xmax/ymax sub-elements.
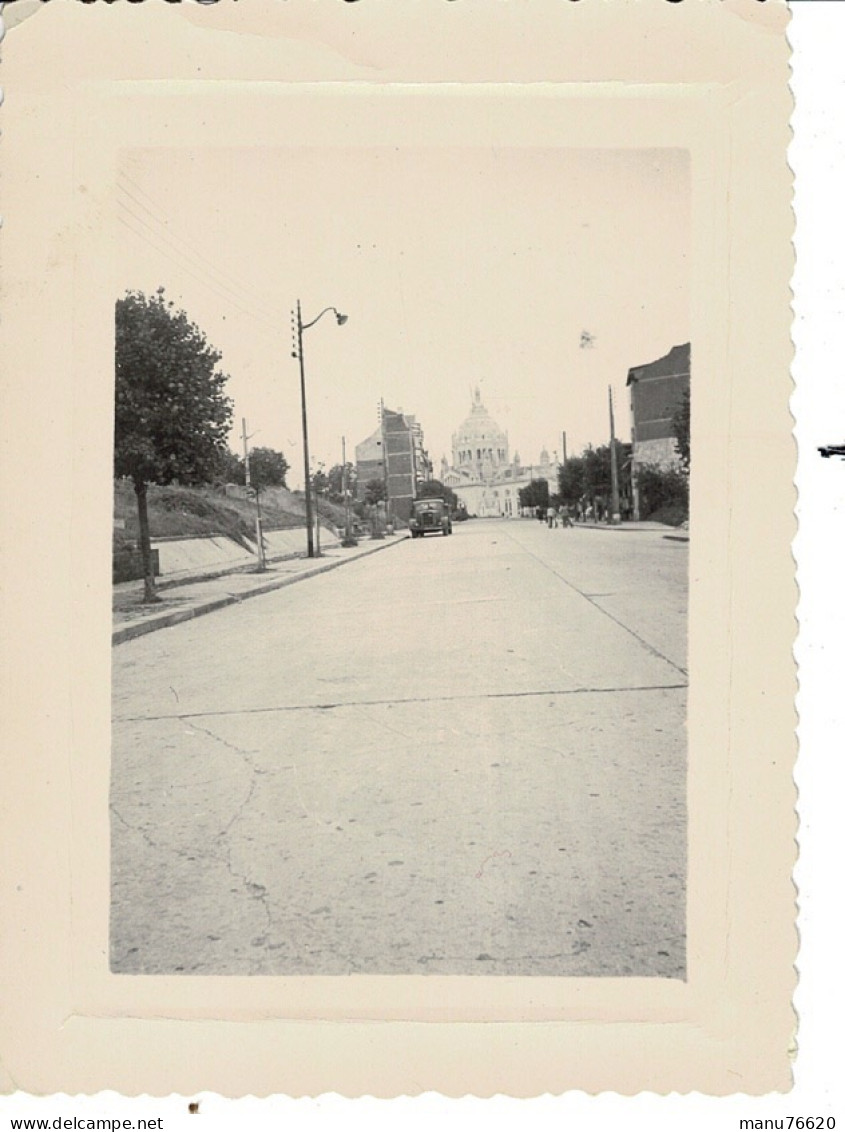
<box><xmin>571</xmin><ymin>523</ymin><xmax>684</xmax><ymax>534</ymax></box>
<box><xmin>114</xmin><ymin>549</ymin><xmax>315</xmax><ymax>596</ymax></box>
<box><xmin>112</xmin><ymin>535</ymin><xmax>408</xmax><ymax>646</ymax></box>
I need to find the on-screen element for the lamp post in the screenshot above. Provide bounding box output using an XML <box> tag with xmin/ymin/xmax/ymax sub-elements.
<box><xmin>291</xmin><ymin>301</ymin><xmax>348</xmax><ymax>558</ymax></box>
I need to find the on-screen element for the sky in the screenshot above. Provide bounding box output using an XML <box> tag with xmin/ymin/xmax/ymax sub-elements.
<box><xmin>117</xmin><ymin>146</ymin><xmax>689</xmax><ymax>490</ymax></box>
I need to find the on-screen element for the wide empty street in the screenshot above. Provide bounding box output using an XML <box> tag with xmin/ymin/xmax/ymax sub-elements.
<box><xmin>111</xmin><ymin>520</ymin><xmax>688</xmax><ymax>977</ymax></box>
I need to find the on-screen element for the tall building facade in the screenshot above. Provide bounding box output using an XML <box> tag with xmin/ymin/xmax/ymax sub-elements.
<box><xmin>406</xmin><ymin>414</ymin><xmax>434</xmax><ymax>487</ymax></box>
<box><xmin>354</xmin><ymin>405</ymin><xmax>432</xmax><ymax>524</ymax></box>
<box><xmin>627</xmin><ymin>343</ymin><xmax>690</xmax><ymax>470</ymax></box>
<box><xmin>381</xmin><ymin>408</ymin><xmax>415</xmax><ymax>522</ymax></box>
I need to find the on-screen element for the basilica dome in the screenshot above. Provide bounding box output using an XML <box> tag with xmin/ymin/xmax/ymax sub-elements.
<box><xmin>451</xmin><ymin>388</ymin><xmax>509</xmax><ymax>470</ymax></box>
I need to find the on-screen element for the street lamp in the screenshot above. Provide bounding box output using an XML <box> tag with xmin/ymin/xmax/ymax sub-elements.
<box><xmin>291</xmin><ymin>302</ymin><xmax>348</xmax><ymax>558</ymax></box>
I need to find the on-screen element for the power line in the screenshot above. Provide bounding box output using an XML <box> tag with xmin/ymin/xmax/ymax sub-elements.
<box><xmin>116</xmin><ymin>173</ymin><xmax>280</xmax><ymax>322</ymax></box>
<box><xmin>116</xmin><ymin>192</ymin><xmax>280</xmax><ymax>324</ymax></box>
<box><xmin>117</xmin><ymin>206</ymin><xmax>279</xmax><ymax>335</ymax></box>
<box><xmin>117</xmin><ymin>172</ymin><xmax>280</xmax><ymax>318</ymax></box>
<box><xmin>118</xmin><ymin>206</ymin><xmax>277</xmax><ymax>333</ymax></box>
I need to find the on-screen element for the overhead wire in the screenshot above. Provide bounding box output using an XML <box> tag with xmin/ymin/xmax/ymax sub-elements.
<box><xmin>117</xmin><ymin>202</ymin><xmax>279</xmax><ymax>336</ymax></box>
<box><xmin>117</xmin><ymin>171</ymin><xmax>281</xmax><ymax>321</ymax></box>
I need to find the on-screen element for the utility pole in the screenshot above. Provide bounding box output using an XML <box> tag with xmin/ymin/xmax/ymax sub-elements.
<box><xmin>608</xmin><ymin>386</ymin><xmax>621</xmax><ymax>524</ymax></box>
<box><xmin>370</xmin><ymin>398</ymin><xmax>387</xmax><ymax>539</ymax></box>
<box><xmin>561</xmin><ymin>430</ymin><xmax>567</xmax><ymax>466</ymax></box>
<box><xmin>314</xmin><ymin>472</ymin><xmax>321</xmax><ymax>557</ymax></box>
<box><xmin>380</xmin><ymin>398</ymin><xmax>391</xmax><ymax>532</ymax></box>
<box><xmin>292</xmin><ymin>300</ymin><xmax>315</xmax><ymax>558</ymax></box>
<box><xmin>241</xmin><ymin>417</ymin><xmax>266</xmax><ymax>571</ymax></box>
<box><xmin>341</xmin><ymin>436</ymin><xmax>357</xmax><ymax>547</ymax></box>
<box><xmin>291</xmin><ymin>300</ymin><xmax>348</xmax><ymax>558</ymax></box>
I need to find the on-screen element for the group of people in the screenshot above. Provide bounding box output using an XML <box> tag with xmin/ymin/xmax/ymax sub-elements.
<box><xmin>534</xmin><ymin>495</ymin><xmax>634</xmax><ymax>526</ymax></box>
<box><xmin>535</xmin><ymin>504</ymin><xmax>575</xmax><ymax>529</ymax></box>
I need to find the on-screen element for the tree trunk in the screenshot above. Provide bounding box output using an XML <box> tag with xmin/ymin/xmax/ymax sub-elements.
<box><xmin>134</xmin><ymin>479</ymin><xmax>159</xmax><ymax>603</ymax></box>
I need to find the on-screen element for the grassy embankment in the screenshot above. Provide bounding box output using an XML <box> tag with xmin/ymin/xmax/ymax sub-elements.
<box><xmin>113</xmin><ymin>480</ymin><xmax>346</xmax><ymax>556</ymax></box>
<box><xmin>646</xmin><ymin>502</ymin><xmax>688</xmax><ymax>527</ymax></box>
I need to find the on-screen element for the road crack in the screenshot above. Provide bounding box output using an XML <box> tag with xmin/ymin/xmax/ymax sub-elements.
<box><xmin>115</xmin><ymin>682</ymin><xmax>688</xmax><ymax>724</ymax></box>
<box><xmin>110</xmin><ymin>803</ymin><xmax>159</xmax><ymax>852</ymax></box>
<box><xmin>188</xmin><ymin>722</ymin><xmax>276</xmax><ymax>932</ymax></box>
<box><xmin>113</xmin><ymin>720</ymin><xmax>274</xmax><ymax>939</ymax></box>
<box><xmin>188</xmin><ymin>721</ymin><xmax>259</xmax><ymax>760</ymax></box>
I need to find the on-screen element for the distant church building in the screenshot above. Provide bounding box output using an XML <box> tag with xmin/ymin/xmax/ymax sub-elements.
<box><xmin>441</xmin><ymin>388</ymin><xmax>557</xmax><ymax>517</ymax></box>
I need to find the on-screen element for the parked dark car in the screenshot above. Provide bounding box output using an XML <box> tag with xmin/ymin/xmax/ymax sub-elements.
<box><xmin>409</xmin><ymin>498</ymin><xmax>452</xmax><ymax>537</ymax></box>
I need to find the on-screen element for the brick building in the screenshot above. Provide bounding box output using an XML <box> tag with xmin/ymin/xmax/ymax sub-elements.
<box><xmin>354</xmin><ymin>428</ymin><xmax>386</xmax><ymax>503</ymax></box>
<box><xmin>626</xmin><ymin>342</ymin><xmax>690</xmax><ymax>522</ymax></box>
<box><xmin>627</xmin><ymin>342</ymin><xmax>690</xmax><ymax>469</ymax></box>
<box><xmin>355</xmin><ymin>405</ymin><xmax>432</xmax><ymax>524</ymax></box>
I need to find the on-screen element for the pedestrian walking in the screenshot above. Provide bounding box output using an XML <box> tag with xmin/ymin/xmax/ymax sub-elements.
<box><xmin>547</xmin><ymin>504</ymin><xmax>558</xmax><ymax>528</ymax></box>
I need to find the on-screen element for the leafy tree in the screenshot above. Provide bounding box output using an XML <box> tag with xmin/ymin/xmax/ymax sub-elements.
<box><xmin>518</xmin><ymin>478</ymin><xmax>549</xmax><ymax>510</ymax></box>
<box><xmin>215</xmin><ymin>449</ymin><xmax>246</xmax><ymax>485</ymax></box>
<box><xmin>581</xmin><ymin>443</ymin><xmax>632</xmax><ymax>506</ymax></box>
<box><xmin>635</xmin><ymin>462</ymin><xmax>689</xmax><ymax>523</ymax></box>
<box><xmin>582</xmin><ymin>446</ymin><xmax>611</xmax><ymax>498</ymax></box>
<box><xmin>416</xmin><ymin>478</ymin><xmax>460</xmax><ymax>513</ymax></box>
<box><xmin>311</xmin><ymin>467</ymin><xmax>329</xmax><ymax>501</ymax></box>
<box><xmin>115</xmin><ymin>288</ymin><xmax>233</xmax><ymax>601</ymax></box>
<box><xmin>671</xmin><ymin>388</ymin><xmax>691</xmax><ymax>472</ymax></box>
<box><xmin>556</xmin><ymin>444</ymin><xmax>634</xmax><ymax>518</ymax></box>
<box><xmin>558</xmin><ymin>457</ymin><xmax>585</xmax><ymax>506</ymax></box>
<box><xmin>364</xmin><ymin>478</ymin><xmax>386</xmax><ymax>505</ymax></box>
<box><xmin>213</xmin><ymin>446</ymin><xmax>288</xmax><ymax>490</ymax></box>
<box><xmin>326</xmin><ymin>462</ymin><xmax>356</xmax><ymax>503</ymax></box>
<box><xmin>248</xmin><ymin>447</ymin><xmax>289</xmax><ymax>489</ymax></box>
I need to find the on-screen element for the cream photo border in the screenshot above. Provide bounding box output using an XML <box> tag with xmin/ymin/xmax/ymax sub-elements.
<box><xmin>0</xmin><ymin>0</ymin><xmax>795</xmax><ymax>1096</ymax></box>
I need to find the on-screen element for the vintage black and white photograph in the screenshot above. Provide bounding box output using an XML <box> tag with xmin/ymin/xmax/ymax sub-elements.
<box><xmin>109</xmin><ymin>144</ymin><xmax>691</xmax><ymax>978</ymax></box>
<box><xmin>0</xmin><ymin>0</ymin><xmax>805</xmax><ymax>1100</ymax></box>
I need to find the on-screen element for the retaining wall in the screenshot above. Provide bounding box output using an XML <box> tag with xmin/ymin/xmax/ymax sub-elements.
<box><xmin>151</xmin><ymin>526</ymin><xmax>340</xmax><ymax>580</ymax></box>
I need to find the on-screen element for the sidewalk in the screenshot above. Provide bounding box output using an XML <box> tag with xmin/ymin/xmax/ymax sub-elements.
<box><xmin>113</xmin><ymin>533</ymin><xmax>408</xmax><ymax>646</ymax></box>
<box><xmin>559</xmin><ymin>519</ymin><xmax>689</xmax><ymax>539</ymax></box>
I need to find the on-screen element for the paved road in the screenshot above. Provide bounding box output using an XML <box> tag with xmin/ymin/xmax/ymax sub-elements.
<box><xmin>111</xmin><ymin>520</ymin><xmax>688</xmax><ymax>977</ymax></box>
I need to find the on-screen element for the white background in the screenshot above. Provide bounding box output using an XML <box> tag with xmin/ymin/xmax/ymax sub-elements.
<box><xmin>3</xmin><ymin>1</ymin><xmax>842</xmax><ymax>1127</ymax></box>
